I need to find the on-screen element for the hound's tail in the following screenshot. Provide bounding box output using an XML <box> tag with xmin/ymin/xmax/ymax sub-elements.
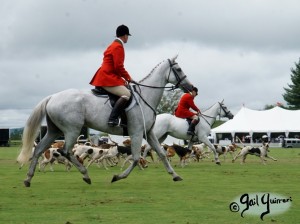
<box><xmin>17</xmin><ymin>96</ymin><xmax>52</xmax><ymax>164</ymax></box>
<box><xmin>76</xmin><ymin>135</ymin><xmax>84</xmax><ymax>144</ymax></box>
<box><xmin>236</xmin><ymin>136</ymin><xmax>246</xmax><ymax>148</ymax></box>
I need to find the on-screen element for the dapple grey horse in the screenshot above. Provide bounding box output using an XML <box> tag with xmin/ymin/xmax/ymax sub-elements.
<box><xmin>17</xmin><ymin>55</ymin><xmax>194</xmax><ymax>187</ymax></box>
<box><xmin>143</xmin><ymin>101</ymin><xmax>234</xmax><ymax>164</ymax></box>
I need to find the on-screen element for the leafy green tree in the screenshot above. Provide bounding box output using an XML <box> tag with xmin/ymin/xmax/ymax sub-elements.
<box><xmin>283</xmin><ymin>58</ymin><xmax>300</xmax><ymax>110</ymax></box>
<box><xmin>264</xmin><ymin>104</ymin><xmax>275</xmax><ymax>110</ymax></box>
<box><xmin>10</xmin><ymin>128</ymin><xmax>23</xmax><ymax>140</ymax></box>
<box><xmin>156</xmin><ymin>89</ymin><xmax>183</xmax><ymax>114</ymax></box>
<box><xmin>264</xmin><ymin>103</ymin><xmax>286</xmax><ymax>110</ymax></box>
<box><xmin>211</xmin><ymin>120</ymin><xmax>225</xmax><ymax>129</ymax></box>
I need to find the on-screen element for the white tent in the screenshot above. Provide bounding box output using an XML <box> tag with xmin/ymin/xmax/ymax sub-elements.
<box><xmin>211</xmin><ymin>106</ymin><xmax>300</xmax><ymax>142</ymax></box>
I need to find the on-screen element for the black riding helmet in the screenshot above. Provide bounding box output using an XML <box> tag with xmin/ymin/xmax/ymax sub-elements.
<box><xmin>116</xmin><ymin>25</ymin><xmax>131</xmax><ymax>37</ymax></box>
<box><xmin>192</xmin><ymin>87</ymin><xmax>198</xmax><ymax>95</ymax></box>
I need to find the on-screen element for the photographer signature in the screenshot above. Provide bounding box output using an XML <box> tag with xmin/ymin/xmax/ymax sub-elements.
<box><xmin>229</xmin><ymin>193</ymin><xmax>292</xmax><ymax>220</ymax></box>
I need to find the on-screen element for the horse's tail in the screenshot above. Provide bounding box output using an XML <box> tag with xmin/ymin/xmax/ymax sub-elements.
<box><xmin>17</xmin><ymin>95</ymin><xmax>52</xmax><ymax>164</ymax></box>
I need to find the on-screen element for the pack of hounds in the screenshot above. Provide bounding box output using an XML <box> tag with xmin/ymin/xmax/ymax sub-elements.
<box><xmin>19</xmin><ymin>135</ymin><xmax>277</xmax><ymax>172</ymax></box>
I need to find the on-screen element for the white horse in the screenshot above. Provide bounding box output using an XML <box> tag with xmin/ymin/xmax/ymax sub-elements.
<box><xmin>17</xmin><ymin>55</ymin><xmax>194</xmax><ymax>187</ymax></box>
<box><xmin>143</xmin><ymin>101</ymin><xmax>234</xmax><ymax>164</ymax></box>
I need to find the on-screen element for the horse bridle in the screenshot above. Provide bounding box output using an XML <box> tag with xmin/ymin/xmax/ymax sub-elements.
<box><xmin>200</xmin><ymin>102</ymin><xmax>232</xmax><ymax>126</ymax></box>
<box><xmin>218</xmin><ymin>102</ymin><xmax>232</xmax><ymax>118</ymax></box>
<box><xmin>131</xmin><ymin>59</ymin><xmax>189</xmax><ymax>135</ymax></box>
<box><xmin>167</xmin><ymin>59</ymin><xmax>188</xmax><ymax>91</ymax></box>
<box><xmin>132</xmin><ymin>59</ymin><xmax>188</xmax><ymax>91</ymax></box>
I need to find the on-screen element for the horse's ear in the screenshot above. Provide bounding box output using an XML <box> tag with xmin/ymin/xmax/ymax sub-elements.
<box><xmin>171</xmin><ymin>54</ymin><xmax>178</xmax><ymax>61</ymax></box>
<box><xmin>221</xmin><ymin>99</ymin><xmax>224</xmax><ymax>103</ymax></box>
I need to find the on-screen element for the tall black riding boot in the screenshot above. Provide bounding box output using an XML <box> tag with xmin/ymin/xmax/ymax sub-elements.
<box><xmin>108</xmin><ymin>97</ymin><xmax>128</xmax><ymax>127</ymax></box>
<box><xmin>187</xmin><ymin>119</ymin><xmax>199</xmax><ymax>135</ymax></box>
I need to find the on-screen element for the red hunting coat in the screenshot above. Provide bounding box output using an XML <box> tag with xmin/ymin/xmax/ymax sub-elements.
<box><xmin>174</xmin><ymin>93</ymin><xmax>200</xmax><ymax>118</ymax></box>
<box><xmin>90</xmin><ymin>39</ymin><xmax>132</xmax><ymax>86</ymax></box>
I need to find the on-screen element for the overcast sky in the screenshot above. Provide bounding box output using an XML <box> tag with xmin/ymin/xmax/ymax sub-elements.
<box><xmin>1</xmin><ymin>0</ymin><xmax>300</xmax><ymax>128</ymax></box>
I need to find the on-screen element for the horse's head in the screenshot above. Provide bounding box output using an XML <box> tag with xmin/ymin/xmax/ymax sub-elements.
<box><xmin>167</xmin><ymin>55</ymin><xmax>193</xmax><ymax>93</ymax></box>
<box><xmin>218</xmin><ymin>101</ymin><xmax>234</xmax><ymax>119</ymax></box>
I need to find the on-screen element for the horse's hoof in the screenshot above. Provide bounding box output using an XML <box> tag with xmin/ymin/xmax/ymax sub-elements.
<box><xmin>24</xmin><ymin>180</ymin><xmax>31</xmax><ymax>187</ymax></box>
<box><xmin>83</xmin><ymin>177</ymin><xmax>91</xmax><ymax>185</ymax></box>
<box><xmin>216</xmin><ymin>162</ymin><xmax>221</xmax><ymax>165</ymax></box>
<box><xmin>111</xmin><ymin>175</ymin><xmax>119</xmax><ymax>183</ymax></box>
<box><xmin>173</xmin><ymin>176</ymin><xmax>183</xmax><ymax>181</ymax></box>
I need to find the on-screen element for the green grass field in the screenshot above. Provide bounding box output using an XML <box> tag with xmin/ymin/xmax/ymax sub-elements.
<box><xmin>0</xmin><ymin>146</ymin><xmax>299</xmax><ymax>224</ymax></box>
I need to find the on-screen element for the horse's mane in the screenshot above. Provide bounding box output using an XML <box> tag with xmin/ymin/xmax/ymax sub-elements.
<box><xmin>138</xmin><ymin>60</ymin><xmax>164</xmax><ymax>83</ymax></box>
<box><xmin>203</xmin><ymin>102</ymin><xmax>219</xmax><ymax>112</ymax></box>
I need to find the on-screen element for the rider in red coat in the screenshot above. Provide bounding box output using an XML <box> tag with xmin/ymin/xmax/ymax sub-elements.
<box><xmin>90</xmin><ymin>39</ymin><xmax>132</xmax><ymax>87</ymax></box>
<box><xmin>90</xmin><ymin>25</ymin><xmax>134</xmax><ymax>127</ymax></box>
<box><xmin>175</xmin><ymin>87</ymin><xmax>201</xmax><ymax>135</ymax></box>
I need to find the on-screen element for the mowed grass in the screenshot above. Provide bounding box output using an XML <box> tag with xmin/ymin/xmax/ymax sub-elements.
<box><xmin>0</xmin><ymin>146</ymin><xmax>299</xmax><ymax>224</ymax></box>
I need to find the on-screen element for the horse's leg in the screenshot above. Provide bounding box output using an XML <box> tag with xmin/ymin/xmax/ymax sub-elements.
<box><xmin>24</xmin><ymin>133</ymin><xmax>58</xmax><ymax>187</ymax></box>
<box><xmin>142</xmin><ymin>133</ymin><xmax>168</xmax><ymax>160</ymax></box>
<box><xmin>187</xmin><ymin>140</ymin><xmax>194</xmax><ymax>150</ymax></box>
<box><xmin>111</xmin><ymin>134</ymin><xmax>143</xmax><ymax>182</ymax></box>
<box><xmin>200</xmin><ymin>137</ymin><xmax>221</xmax><ymax>165</ymax></box>
<box><xmin>63</xmin><ymin>133</ymin><xmax>91</xmax><ymax>184</ymax></box>
<box><xmin>67</xmin><ymin>153</ymin><xmax>91</xmax><ymax>184</ymax></box>
<box><xmin>142</xmin><ymin>145</ymin><xmax>152</xmax><ymax>159</ymax></box>
<box><xmin>147</xmin><ymin>130</ymin><xmax>182</xmax><ymax>181</ymax></box>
